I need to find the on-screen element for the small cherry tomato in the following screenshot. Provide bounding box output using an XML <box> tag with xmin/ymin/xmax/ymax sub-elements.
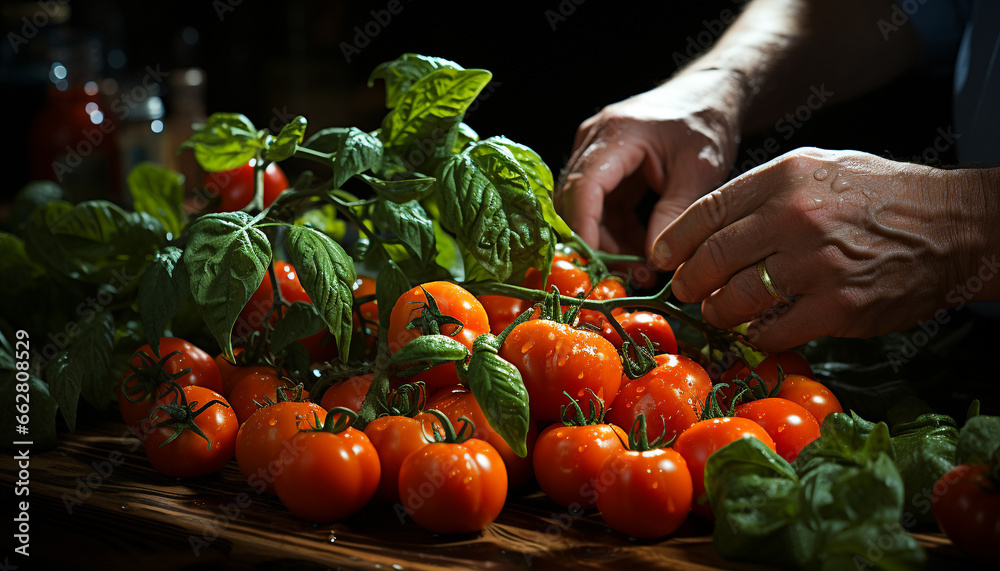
<box><xmin>228</xmin><ymin>370</ymin><xmax>308</xmax><ymax>425</ymax></box>
<box><xmin>144</xmin><ymin>386</ymin><xmax>238</xmax><ymax>478</ymax></box>
<box><xmin>204</xmin><ymin>161</ymin><xmax>289</xmax><ymax>212</ymax></box>
<box><xmin>932</xmin><ymin>464</ymin><xmax>1000</xmax><ymax>563</ymax></box>
<box><xmin>364</xmin><ymin>415</ymin><xmax>434</xmax><ymax>503</ymax></box>
<box><xmin>235</xmin><ymin>401</ymin><xmax>327</xmax><ymax>495</ymax></box>
<box><xmin>777</xmin><ymin>374</ymin><xmax>843</xmax><ymax>425</ymax></box>
<box><xmin>734</xmin><ymin>398</ymin><xmax>820</xmax><ymax>463</ymax></box>
<box><xmin>599</xmin><ymin>311</ymin><xmax>678</xmax><ymax>355</ymax></box>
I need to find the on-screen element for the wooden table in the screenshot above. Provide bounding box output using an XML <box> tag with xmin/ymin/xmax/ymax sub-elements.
<box><xmin>1</xmin><ymin>419</ymin><xmax>971</xmax><ymax>570</ymax></box>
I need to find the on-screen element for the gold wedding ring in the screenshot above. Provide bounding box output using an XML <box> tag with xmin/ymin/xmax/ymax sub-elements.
<box><xmin>756</xmin><ymin>259</ymin><xmax>793</xmax><ymax>305</ymax></box>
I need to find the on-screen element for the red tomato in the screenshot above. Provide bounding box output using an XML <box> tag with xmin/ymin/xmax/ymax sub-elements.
<box><xmin>273</xmin><ymin>423</ymin><xmax>380</xmax><ymax>523</ymax></box>
<box><xmin>533</xmin><ymin>420</ymin><xmax>629</xmax><ymax>508</ymax></box>
<box><xmin>577</xmin><ymin>277</ymin><xmax>627</xmax><ymax>328</ymax></box>
<box><xmin>673</xmin><ymin>417</ymin><xmax>776</xmax><ymax>519</ymax></box>
<box><xmin>523</xmin><ymin>253</ymin><xmax>591</xmax><ymax>297</ymax></box>
<box><xmin>353</xmin><ymin>275</ymin><xmax>379</xmax><ymax>338</ymax></box>
<box><xmin>320</xmin><ymin>373</ymin><xmax>374</xmax><ymax>414</ymax></box>
<box><xmin>599</xmin><ymin>311</ymin><xmax>678</xmax><ymax>355</ymax></box>
<box><xmin>776</xmin><ymin>374</ymin><xmax>843</xmax><ymax>425</ymax></box>
<box><xmin>214</xmin><ymin>348</ymin><xmax>248</xmax><ymax>398</ymax></box>
<box><xmin>478</xmin><ymin>294</ymin><xmax>533</xmax><ymax>335</ymax></box>
<box><xmin>228</xmin><ymin>370</ymin><xmax>308</xmax><ymax>425</ymax></box>
<box><xmin>606</xmin><ymin>355</ymin><xmax>710</xmax><ymax>444</ymax></box>
<box><xmin>143</xmin><ymin>386</ymin><xmax>238</xmax><ymax>478</ymax></box>
<box><xmin>118</xmin><ymin>337</ymin><xmax>223</xmax><ymax>438</ymax></box>
<box><xmin>387</xmin><ymin>282</ymin><xmax>490</xmax><ymax>388</ymax></box>
<box><xmin>398</xmin><ymin>436</ymin><xmax>507</xmax><ymax>534</ymax></box>
<box><xmin>932</xmin><ymin>464</ymin><xmax>1000</xmax><ymax>563</ymax></box>
<box><xmin>499</xmin><ymin>320</ymin><xmax>622</xmax><ymax>422</ymax></box>
<box><xmin>204</xmin><ymin>161</ymin><xmax>289</xmax><ymax>212</ymax></box>
<box><xmin>364</xmin><ymin>415</ymin><xmax>434</xmax><ymax>503</ymax></box>
<box><xmin>424</xmin><ymin>384</ymin><xmax>538</xmax><ymax>489</ymax></box>
<box><xmin>721</xmin><ymin>350</ymin><xmax>815</xmax><ymax>388</ymax></box>
<box><xmin>235</xmin><ymin>401</ymin><xmax>327</xmax><ymax>494</ymax></box>
<box><xmin>734</xmin><ymin>398</ymin><xmax>820</xmax><ymax>463</ymax></box>
<box><xmin>595</xmin><ymin>446</ymin><xmax>693</xmax><ymax>538</ymax></box>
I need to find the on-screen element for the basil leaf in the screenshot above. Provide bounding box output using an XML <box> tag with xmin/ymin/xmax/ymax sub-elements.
<box><xmin>127</xmin><ymin>162</ymin><xmax>186</xmax><ymax>238</ymax></box>
<box><xmin>45</xmin><ymin>310</ymin><xmax>115</xmax><ymax>429</ymax></box>
<box><xmin>181</xmin><ymin>113</ymin><xmax>267</xmax><ymax>172</ymax></box>
<box><xmin>379</xmin><ymin>68</ymin><xmax>492</xmax><ymax>175</ymax></box>
<box><xmin>266</xmin><ymin>115</ymin><xmax>307</xmax><ymax>162</ymax></box>
<box><xmin>957</xmin><ymin>414</ymin><xmax>1000</xmax><ymax>465</ymax></box>
<box><xmin>137</xmin><ymin>247</ymin><xmax>191</xmax><ymax>355</ymax></box>
<box><xmin>451</xmin><ymin>122</ymin><xmax>479</xmax><ymax>153</ymax></box>
<box><xmin>466</xmin><ymin>334</ymin><xmax>531</xmax><ymax>457</ymax></box>
<box><xmin>368</xmin><ymin>53</ymin><xmax>463</xmax><ymax>109</ymax></box>
<box><xmin>357</xmin><ymin>174</ymin><xmax>436</xmax><ymax>203</ymax></box>
<box><xmin>270</xmin><ymin>301</ymin><xmax>327</xmax><ymax>355</ymax></box>
<box><xmin>303</xmin><ymin>127</ymin><xmax>382</xmax><ymax>188</ymax></box>
<box><xmin>283</xmin><ymin>225</ymin><xmax>357</xmax><ymax>361</ymax></box>
<box><xmin>372</xmin><ymin>199</ymin><xmax>436</xmax><ymax>264</ymax></box>
<box><xmin>437</xmin><ymin>152</ymin><xmax>555</xmax><ymax>283</ymax></box>
<box><xmin>389</xmin><ymin>334</ymin><xmax>468</xmax><ymax>368</ymax></box>
<box><xmin>889</xmin><ymin>412</ymin><xmax>958</xmax><ymax>524</ymax></box>
<box><xmin>183</xmin><ymin>212</ymin><xmax>271</xmax><ymax>360</ymax></box>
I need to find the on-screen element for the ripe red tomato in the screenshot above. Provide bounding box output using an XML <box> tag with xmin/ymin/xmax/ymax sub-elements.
<box><xmin>533</xmin><ymin>420</ymin><xmax>629</xmax><ymax>508</ymax></box>
<box><xmin>398</xmin><ymin>436</ymin><xmax>507</xmax><ymax>533</ymax></box>
<box><xmin>364</xmin><ymin>415</ymin><xmax>433</xmax><ymax>503</ymax></box>
<box><xmin>577</xmin><ymin>277</ymin><xmax>627</xmax><ymax>328</ymax></box>
<box><xmin>143</xmin><ymin>386</ymin><xmax>238</xmax><ymax>478</ymax></box>
<box><xmin>118</xmin><ymin>337</ymin><xmax>223</xmax><ymax>438</ymax></box>
<box><xmin>478</xmin><ymin>294</ymin><xmax>533</xmax><ymax>335</ymax></box>
<box><xmin>605</xmin><ymin>355</ymin><xmax>710</xmax><ymax>444</ymax></box>
<box><xmin>320</xmin><ymin>373</ymin><xmax>374</xmax><ymax>414</ymax></box>
<box><xmin>721</xmin><ymin>350</ymin><xmax>815</xmax><ymax>387</ymax></box>
<box><xmin>273</xmin><ymin>422</ymin><xmax>380</xmax><ymax>523</ymax></box>
<box><xmin>353</xmin><ymin>275</ymin><xmax>379</xmax><ymax>344</ymax></box>
<box><xmin>673</xmin><ymin>417</ymin><xmax>776</xmax><ymax>519</ymax></box>
<box><xmin>387</xmin><ymin>282</ymin><xmax>490</xmax><ymax>388</ymax></box>
<box><xmin>734</xmin><ymin>398</ymin><xmax>820</xmax><ymax>463</ymax></box>
<box><xmin>424</xmin><ymin>384</ymin><xmax>538</xmax><ymax>489</ymax></box>
<box><xmin>214</xmin><ymin>348</ymin><xmax>248</xmax><ymax>398</ymax></box>
<box><xmin>228</xmin><ymin>369</ymin><xmax>308</xmax><ymax>425</ymax></box>
<box><xmin>599</xmin><ymin>311</ymin><xmax>678</xmax><ymax>355</ymax></box>
<box><xmin>595</xmin><ymin>446</ymin><xmax>693</xmax><ymax>538</ymax></box>
<box><xmin>777</xmin><ymin>374</ymin><xmax>842</xmax><ymax>425</ymax></box>
<box><xmin>204</xmin><ymin>161</ymin><xmax>289</xmax><ymax>212</ymax></box>
<box><xmin>235</xmin><ymin>401</ymin><xmax>327</xmax><ymax>495</ymax></box>
<box><xmin>523</xmin><ymin>253</ymin><xmax>591</xmax><ymax>297</ymax></box>
<box><xmin>932</xmin><ymin>464</ymin><xmax>1000</xmax><ymax>563</ymax></box>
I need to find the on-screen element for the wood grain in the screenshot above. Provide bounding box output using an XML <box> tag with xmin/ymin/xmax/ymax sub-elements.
<box><xmin>0</xmin><ymin>420</ymin><xmax>974</xmax><ymax>570</ymax></box>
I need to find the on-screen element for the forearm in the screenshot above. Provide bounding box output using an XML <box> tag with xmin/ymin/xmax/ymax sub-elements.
<box><xmin>679</xmin><ymin>0</ymin><xmax>923</xmax><ymax>134</ymax></box>
<box><xmin>949</xmin><ymin>166</ymin><xmax>1000</xmax><ymax>303</ymax></box>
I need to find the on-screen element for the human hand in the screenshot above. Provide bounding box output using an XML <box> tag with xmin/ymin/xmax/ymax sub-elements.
<box><xmin>651</xmin><ymin>148</ymin><xmax>996</xmax><ymax>351</ymax></box>
<box><xmin>557</xmin><ymin>69</ymin><xmax>746</xmax><ymax>257</ymax></box>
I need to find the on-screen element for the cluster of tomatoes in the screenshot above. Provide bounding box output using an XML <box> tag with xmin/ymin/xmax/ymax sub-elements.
<box><xmin>115</xmin><ymin>248</ymin><xmax>844</xmax><ymax>538</ymax></box>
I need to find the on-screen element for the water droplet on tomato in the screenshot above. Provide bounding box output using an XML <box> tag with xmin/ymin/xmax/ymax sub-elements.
<box><xmin>521</xmin><ymin>341</ymin><xmax>533</xmax><ymax>354</ymax></box>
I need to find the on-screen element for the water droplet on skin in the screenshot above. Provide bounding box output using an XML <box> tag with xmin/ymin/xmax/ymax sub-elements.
<box><xmin>832</xmin><ymin>173</ymin><xmax>851</xmax><ymax>192</ymax></box>
<box><xmin>813</xmin><ymin>168</ymin><xmax>829</xmax><ymax>181</ymax></box>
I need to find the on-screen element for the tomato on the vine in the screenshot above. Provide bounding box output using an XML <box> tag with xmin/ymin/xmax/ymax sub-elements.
<box><xmin>204</xmin><ymin>161</ymin><xmax>289</xmax><ymax>212</ymax></box>
<box><xmin>599</xmin><ymin>311</ymin><xmax>678</xmax><ymax>355</ymax></box>
<box><xmin>398</xmin><ymin>412</ymin><xmax>507</xmax><ymax>534</ymax></box>
<box><xmin>273</xmin><ymin>410</ymin><xmax>381</xmax><ymax>523</ymax></box>
<box><xmin>235</xmin><ymin>401</ymin><xmax>327</xmax><ymax>495</ymax></box>
<box><xmin>577</xmin><ymin>277</ymin><xmax>627</xmax><ymax>328</ymax></box>
<box><xmin>387</xmin><ymin>282</ymin><xmax>490</xmax><ymax>388</ymax></box>
<box><xmin>118</xmin><ymin>338</ymin><xmax>223</xmax><ymax>438</ymax></box>
<box><xmin>499</xmin><ymin>320</ymin><xmax>622</xmax><ymax>422</ymax></box>
<box><xmin>932</xmin><ymin>464</ymin><xmax>1000</xmax><ymax>563</ymax></box>
<box><xmin>734</xmin><ymin>397</ymin><xmax>820</xmax><ymax>463</ymax></box>
<box><xmin>143</xmin><ymin>385</ymin><xmax>238</xmax><ymax>478</ymax></box>
<box><xmin>673</xmin><ymin>416</ymin><xmax>776</xmax><ymax>519</ymax></box>
<box><xmin>776</xmin><ymin>374</ymin><xmax>843</xmax><ymax>424</ymax></box>
<box><xmin>721</xmin><ymin>350</ymin><xmax>814</xmax><ymax>387</ymax></box>
<box><xmin>364</xmin><ymin>414</ymin><xmax>433</xmax><ymax>503</ymax></box>
<box><xmin>478</xmin><ymin>294</ymin><xmax>534</xmax><ymax>336</ymax></box>
<box><xmin>320</xmin><ymin>373</ymin><xmax>374</xmax><ymax>413</ymax></box>
<box><xmin>228</xmin><ymin>370</ymin><xmax>308</xmax><ymax>425</ymax></box>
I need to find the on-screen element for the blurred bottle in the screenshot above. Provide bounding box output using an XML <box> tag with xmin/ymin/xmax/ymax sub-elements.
<box><xmin>163</xmin><ymin>67</ymin><xmax>207</xmax><ymax>192</ymax></box>
<box><xmin>28</xmin><ymin>28</ymin><xmax>121</xmax><ymax>202</ymax></box>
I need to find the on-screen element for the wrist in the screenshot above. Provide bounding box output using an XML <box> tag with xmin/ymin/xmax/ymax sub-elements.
<box><xmin>941</xmin><ymin>166</ymin><xmax>1000</xmax><ymax>303</ymax></box>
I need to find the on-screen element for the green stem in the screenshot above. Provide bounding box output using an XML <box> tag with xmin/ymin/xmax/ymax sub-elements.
<box><xmin>293</xmin><ymin>146</ymin><xmax>335</xmax><ymax>166</ymax></box>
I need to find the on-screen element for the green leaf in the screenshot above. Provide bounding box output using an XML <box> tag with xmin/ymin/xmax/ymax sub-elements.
<box><xmin>295</xmin><ymin>204</ymin><xmax>348</xmax><ymax>242</ymax></box>
<box><xmin>379</xmin><ymin>68</ymin><xmax>492</xmax><ymax>175</ymax></box>
<box><xmin>283</xmin><ymin>225</ymin><xmax>357</xmax><ymax>361</ymax></box>
<box><xmin>957</xmin><ymin>414</ymin><xmax>1000</xmax><ymax>465</ymax></box>
<box><xmin>69</xmin><ymin>311</ymin><xmax>115</xmax><ymax>411</ymax></box>
<box><xmin>9</xmin><ymin>180</ymin><xmax>64</xmax><ymax>229</ymax></box>
<box><xmin>368</xmin><ymin>53</ymin><xmax>463</xmax><ymax>109</ymax></box>
<box><xmin>181</xmin><ymin>113</ymin><xmax>267</xmax><ymax>172</ymax></box>
<box><xmin>266</xmin><ymin>115</ymin><xmax>307</xmax><ymax>162</ymax></box>
<box><xmin>127</xmin><ymin>162</ymin><xmax>186</xmax><ymax>238</ymax></box>
<box><xmin>138</xmin><ymin>247</ymin><xmax>191</xmax><ymax>355</ymax></box>
<box><xmin>372</xmin><ymin>200</ymin><xmax>436</xmax><ymax>264</ymax></box>
<box><xmin>45</xmin><ymin>351</ymin><xmax>82</xmax><ymax>432</ymax></box>
<box><xmin>437</xmin><ymin>152</ymin><xmax>555</xmax><ymax>282</ymax></box>
<box><xmin>376</xmin><ymin>260</ymin><xmax>410</xmax><ymax>331</ymax></box>
<box><xmin>183</xmin><ymin>212</ymin><xmax>272</xmax><ymax>360</ymax></box>
<box><xmin>432</xmin><ymin>221</ymin><xmax>465</xmax><ymax>282</ymax></box>
<box><xmin>270</xmin><ymin>301</ymin><xmax>327</xmax><ymax>354</ymax></box>
<box><xmin>889</xmin><ymin>412</ymin><xmax>958</xmax><ymax>524</ymax></box>
<box><xmin>465</xmin><ymin>334</ymin><xmax>531</xmax><ymax>457</ymax></box>
<box><xmin>357</xmin><ymin>174</ymin><xmax>436</xmax><ymax>203</ymax></box>
<box><xmin>451</xmin><ymin>122</ymin><xmax>479</xmax><ymax>153</ymax></box>
<box><xmin>389</xmin><ymin>334</ymin><xmax>468</xmax><ymax>368</ymax></box>
<box><xmin>0</xmin><ymin>232</ymin><xmax>45</xmax><ymax>294</ymax></box>
<box><xmin>302</xmin><ymin>127</ymin><xmax>383</xmax><ymax>188</ymax></box>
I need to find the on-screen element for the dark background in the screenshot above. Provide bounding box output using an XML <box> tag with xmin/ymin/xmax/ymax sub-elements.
<box><xmin>3</xmin><ymin>0</ymin><xmax>955</xmax><ymax>202</ymax></box>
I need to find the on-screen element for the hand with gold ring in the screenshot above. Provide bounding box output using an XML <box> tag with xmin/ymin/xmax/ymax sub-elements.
<box><xmin>649</xmin><ymin>148</ymin><xmax>1000</xmax><ymax>352</ymax></box>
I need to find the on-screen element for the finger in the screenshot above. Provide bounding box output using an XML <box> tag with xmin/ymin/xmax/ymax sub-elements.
<box><xmin>744</xmin><ymin>299</ymin><xmax>831</xmax><ymax>353</ymax></box>
<box><xmin>699</xmin><ymin>255</ymin><xmax>801</xmax><ymax>329</ymax></box>
<box><xmin>645</xmin><ymin>187</ymin><xmax>700</xmax><ymax>261</ymax></box>
<box><xmin>562</xmin><ymin>139</ymin><xmax>650</xmax><ymax>248</ymax></box>
<box><xmin>650</xmin><ymin>170</ymin><xmax>778</xmax><ymax>271</ymax></box>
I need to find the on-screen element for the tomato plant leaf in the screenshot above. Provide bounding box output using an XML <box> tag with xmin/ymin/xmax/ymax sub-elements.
<box><xmin>357</xmin><ymin>174</ymin><xmax>436</xmax><ymax>203</ymax></box>
<box><xmin>466</xmin><ymin>335</ymin><xmax>531</xmax><ymax>457</ymax></box>
<box><xmin>302</xmin><ymin>127</ymin><xmax>383</xmax><ymax>188</ymax></box>
<box><xmin>283</xmin><ymin>225</ymin><xmax>356</xmax><ymax>361</ymax></box>
<box><xmin>270</xmin><ymin>301</ymin><xmax>327</xmax><ymax>355</ymax></box>
<box><xmin>389</xmin><ymin>334</ymin><xmax>468</xmax><ymax>369</ymax></box>
<box><xmin>266</xmin><ymin>115</ymin><xmax>307</xmax><ymax>162</ymax></box>
<box><xmin>127</xmin><ymin>162</ymin><xmax>186</xmax><ymax>238</ymax></box>
<box><xmin>183</xmin><ymin>212</ymin><xmax>271</xmax><ymax>360</ymax></box>
<box><xmin>957</xmin><ymin>414</ymin><xmax>1000</xmax><ymax>466</ymax></box>
<box><xmin>451</xmin><ymin>122</ymin><xmax>479</xmax><ymax>153</ymax></box>
<box><xmin>71</xmin><ymin>311</ymin><xmax>116</xmax><ymax>411</ymax></box>
<box><xmin>368</xmin><ymin>53</ymin><xmax>463</xmax><ymax>109</ymax></box>
<box><xmin>45</xmin><ymin>351</ymin><xmax>82</xmax><ymax>432</ymax></box>
<box><xmin>437</xmin><ymin>152</ymin><xmax>555</xmax><ymax>283</ymax></box>
<box><xmin>138</xmin><ymin>246</ymin><xmax>191</xmax><ymax>355</ymax></box>
<box><xmin>372</xmin><ymin>199</ymin><xmax>436</xmax><ymax>264</ymax></box>
<box><xmin>181</xmin><ymin>113</ymin><xmax>268</xmax><ymax>172</ymax></box>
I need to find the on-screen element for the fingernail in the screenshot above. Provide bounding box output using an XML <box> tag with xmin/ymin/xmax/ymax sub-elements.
<box><xmin>651</xmin><ymin>241</ymin><xmax>671</xmax><ymax>267</ymax></box>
